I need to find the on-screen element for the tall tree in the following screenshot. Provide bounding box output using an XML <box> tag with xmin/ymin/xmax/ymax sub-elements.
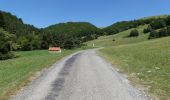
<box><xmin>0</xmin><ymin>11</ymin><xmax>5</xmax><ymax>28</ymax></box>
<box><xmin>0</xmin><ymin>28</ymin><xmax>15</xmax><ymax>60</ymax></box>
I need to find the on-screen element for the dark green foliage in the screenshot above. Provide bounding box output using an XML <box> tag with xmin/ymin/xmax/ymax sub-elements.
<box><xmin>43</xmin><ymin>22</ymin><xmax>101</xmax><ymax>49</ymax></box>
<box><xmin>150</xmin><ymin>19</ymin><xmax>166</xmax><ymax>29</ymax></box>
<box><xmin>44</xmin><ymin>22</ymin><xmax>101</xmax><ymax>42</ymax></box>
<box><xmin>166</xmin><ymin>26</ymin><xmax>170</xmax><ymax>36</ymax></box>
<box><xmin>17</xmin><ymin>33</ymin><xmax>41</xmax><ymax>51</ymax></box>
<box><xmin>165</xmin><ymin>16</ymin><xmax>170</xmax><ymax>26</ymax></box>
<box><xmin>143</xmin><ymin>25</ymin><xmax>152</xmax><ymax>33</ymax></box>
<box><xmin>147</xmin><ymin>16</ymin><xmax>170</xmax><ymax>39</ymax></box>
<box><xmin>102</xmin><ymin>21</ymin><xmax>139</xmax><ymax>35</ymax></box>
<box><xmin>0</xmin><ymin>11</ymin><xmax>40</xmax><ymax>36</ymax></box>
<box><xmin>102</xmin><ymin>26</ymin><xmax>119</xmax><ymax>35</ymax></box>
<box><xmin>0</xmin><ymin>11</ymin><xmax>5</xmax><ymax>28</ymax></box>
<box><xmin>0</xmin><ymin>10</ymin><xmax>42</xmax><ymax>51</ymax></box>
<box><xmin>158</xmin><ymin>28</ymin><xmax>167</xmax><ymax>37</ymax></box>
<box><xmin>40</xmin><ymin>32</ymin><xmax>82</xmax><ymax>49</ymax></box>
<box><xmin>0</xmin><ymin>28</ymin><xmax>15</xmax><ymax>60</ymax></box>
<box><xmin>102</xmin><ymin>18</ymin><xmax>160</xmax><ymax>35</ymax></box>
<box><xmin>148</xmin><ymin>30</ymin><xmax>159</xmax><ymax>39</ymax></box>
<box><xmin>149</xmin><ymin>27</ymin><xmax>170</xmax><ymax>39</ymax></box>
<box><xmin>129</xmin><ymin>29</ymin><xmax>139</xmax><ymax>37</ymax></box>
<box><xmin>103</xmin><ymin>16</ymin><xmax>170</xmax><ymax>35</ymax></box>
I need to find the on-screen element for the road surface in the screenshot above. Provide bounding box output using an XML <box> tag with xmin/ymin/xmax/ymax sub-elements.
<box><xmin>12</xmin><ymin>49</ymin><xmax>149</xmax><ymax>100</ymax></box>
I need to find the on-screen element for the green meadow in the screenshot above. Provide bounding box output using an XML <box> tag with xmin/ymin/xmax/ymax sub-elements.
<box><xmin>86</xmin><ymin>24</ymin><xmax>170</xmax><ymax>99</ymax></box>
<box><xmin>0</xmin><ymin>49</ymin><xmax>78</xmax><ymax>99</ymax></box>
<box><xmin>86</xmin><ymin>25</ymin><xmax>149</xmax><ymax>47</ymax></box>
<box><xmin>97</xmin><ymin>37</ymin><xmax>170</xmax><ymax>99</ymax></box>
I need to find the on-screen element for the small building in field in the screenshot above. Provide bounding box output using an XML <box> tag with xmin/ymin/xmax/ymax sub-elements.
<box><xmin>48</xmin><ymin>47</ymin><xmax>61</xmax><ymax>53</ymax></box>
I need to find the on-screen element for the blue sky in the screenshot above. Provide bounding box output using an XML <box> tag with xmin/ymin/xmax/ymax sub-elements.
<box><xmin>0</xmin><ymin>0</ymin><xmax>170</xmax><ymax>28</ymax></box>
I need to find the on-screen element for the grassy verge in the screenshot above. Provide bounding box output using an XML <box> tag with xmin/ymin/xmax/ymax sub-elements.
<box><xmin>98</xmin><ymin>37</ymin><xmax>170</xmax><ymax>100</ymax></box>
<box><xmin>0</xmin><ymin>48</ymin><xmax>82</xmax><ymax>99</ymax></box>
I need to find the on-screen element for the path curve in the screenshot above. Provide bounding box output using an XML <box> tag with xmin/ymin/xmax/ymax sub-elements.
<box><xmin>12</xmin><ymin>49</ymin><xmax>149</xmax><ymax>100</ymax></box>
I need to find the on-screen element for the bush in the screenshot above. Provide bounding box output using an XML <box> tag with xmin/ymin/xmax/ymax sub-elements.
<box><xmin>112</xmin><ymin>39</ymin><xmax>116</xmax><ymax>41</ymax></box>
<box><xmin>166</xmin><ymin>26</ymin><xmax>170</xmax><ymax>36</ymax></box>
<box><xmin>17</xmin><ymin>36</ymin><xmax>33</xmax><ymax>51</ymax></box>
<box><xmin>165</xmin><ymin>16</ymin><xmax>170</xmax><ymax>26</ymax></box>
<box><xmin>129</xmin><ymin>29</ymin><xmax>139</xmax><ymax>37</ymax></box>
<box><xmin>148</xmin><ymin>30</ymin><xmax>159</xmax><ymax>39</ymax></box>
<box><xmin>148</xmin><ymin>27</ymin><xmax>170</xmax><ymax>39</ymax></box>
<box><xmin>150</xmin><ymin>19</ymin><xmax>166</xmax><ymax>29</ymax></box>
<box><xmin>0</xmin><ymin>52</ymin><xmax>15</xmax><ymax>60</ymax></box>
<box><xmin>143</xmin><ymin>25</ymin><xmax>152</xmax><ymax>33</ymax></box>
<box><xmin>158</xmin><ymin>28</ymin><xmax>167</xmax><ymax>37</ymax></box>
<box><xmin>0</xmin><ymin>28</ymin><xmax>15</xmax><ymax>60</ymax></box>
<box><xmin>17</xmin><ymin>33</ymin><xmax>41</xmax><ymax>51</ymax></box>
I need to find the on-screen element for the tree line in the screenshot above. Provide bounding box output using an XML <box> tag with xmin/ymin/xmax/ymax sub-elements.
<box><xmin>0</xmin><ymin>11</ymin><xmax>101</xmax><ymax>59</ymax></box>
<box><xmin>101</xmin><ymin>17</ymin><xmax>161</xmax><ymax>35</ymax></box>
<box><xmin>127</xmin><ymin>16</ymin><xmax>170</xmax><ymax>38</ymax></box>
<box><xmin>0</xmin><ymin>10</ymin><xmax>170</xmax><ymax>60</ymax></box>
<box><xmin>143</xmin><ymin>16</ymin><xmax>170</xmax><ymax>39</ymax></box>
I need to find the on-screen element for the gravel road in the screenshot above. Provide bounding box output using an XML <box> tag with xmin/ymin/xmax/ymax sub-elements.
<box><xmin>12</xmin><ymin>49</ymin><xmax>149</xmax><ymax>100</ymax></box>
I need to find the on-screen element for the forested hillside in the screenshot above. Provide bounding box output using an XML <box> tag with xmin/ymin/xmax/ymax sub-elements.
<box><xmin>42</xmin><ymin>22</ymin><xmax>101</xmax><ymax>49</ymax></box>
<box><xmin>102</xmin><ymin>15</ymin><xmax>170</xmax><ymax>36</ymax></box>
<box><xmin>44</xmin><ymin>22</ymin><xmax>101</xmax><ymax>41</ymax></box>
<box><xmin>0</xmin><ymin>10</ymin><xmax>170</xmax><ymax>60</ymax></box>
<box><xmin>0</xmin><ymin>11</ymin><xmax>101</xmax><ymax>59</ymax></box>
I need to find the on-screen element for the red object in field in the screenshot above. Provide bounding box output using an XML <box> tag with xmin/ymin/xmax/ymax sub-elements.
<box><xmin>48</xmin><ymin>47</ymin><xmax>61</xmax><ymax>53</ymax></box>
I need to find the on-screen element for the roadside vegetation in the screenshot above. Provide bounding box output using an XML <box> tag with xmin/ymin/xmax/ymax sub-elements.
<box><xmin>86</xmin><ymin>15</ymin><xmax>170</xmax><ymax>100</ymax></box>
<box><xmin>0</xmin><ymin>28</ymin><xmax>15</xmax><ymax>60</ymax></box>
<box><xmin>0</xmin><ymin>49</ymin><xmax>84</xmax><ymax>99</ymax></box>
<box><xmin>0</xmin><ymin>9</ymin><xmax>170</xmax><ymax>100</ymax></box>
<box><xmin>98</xmin><ymin>37</ymin><xmax>170</xmax><ymax>100</ymax></box>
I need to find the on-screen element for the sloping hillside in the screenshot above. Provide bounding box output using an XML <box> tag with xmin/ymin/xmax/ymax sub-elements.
<box><xmin>86</xmin><ymin>15</ymin><xmax>170</xmax><ymax>100</ymax></box>
<box><xmin>99</xmin><ymin>37</ymin><xmax>170</xmax><ymax>100</ymax></box>
<box><xmin>86</xmin><ymin>25</ymin><xmax>149</xmax><ymax>47</ymax></box>
<box><xmin>44</xmin><ymin>22</ymin><xmax>101</xmax><ymax>41</ymax></box>
<box><xmin>0</xmin><ymin>10</ymin><xmax>40</xmax><ymax>36</ymax></box>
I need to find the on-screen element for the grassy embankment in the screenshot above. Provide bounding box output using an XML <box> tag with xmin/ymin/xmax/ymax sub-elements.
<box><xmin>0</xmin><ymin>48</ymin><xmax>87</xmax><ymax>99</ymax></box>
<box><xmin>86</xmin><ymin>24</ymin><xmax>170</xmax><ymax>99</ymax></box>
<box><xmin>98</xmin><ymin>37</ymin><xmax>170</xmax><ymax>100</ymax></box>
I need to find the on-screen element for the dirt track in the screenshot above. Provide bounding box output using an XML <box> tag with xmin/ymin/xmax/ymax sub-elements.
<box><xmin>12</xmin><ymin>49</ymin><xmax>148</xmax><ymax>100</ymax></box>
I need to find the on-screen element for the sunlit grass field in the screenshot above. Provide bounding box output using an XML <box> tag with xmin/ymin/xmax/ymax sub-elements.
<box><xmin>0</xmin><ymin>49</ymin><xmax>79</xmax><ymax>99</ymax></box>
<box><xmin>99</xmin><ymin>37</ymin><xmax>170</xmax><ymax>100</ymax></box>
<box><xmin>86</xmin><ymin>25</ymin><xmax>149</xmax><ymax>47</ymax></box>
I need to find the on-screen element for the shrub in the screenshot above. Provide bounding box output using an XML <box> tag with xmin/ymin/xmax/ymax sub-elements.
<box><xmin>166</xmin><ymin>26</ymin><xmax>170</xmax><ymax>36</ymax></box>
<box><xmin>148</xmin><ymin>30</ymin><xmax>159</xmax><ymax>39</ymax></box>
<box><xmin>158</xmin><ymin>28</ymin><xmax>167</xmax><ymax>37</ymax></box>
<box><xmin>0</xmin><ymin>28</ymin><xmax>15</xmax><ymax>60</ymax></box>
<box><xmin>129</xmin><ymin>29</ymin><xmax>139</xmax><ymax>37</ymax></box>
<box><xmin>148</xmin><ymin>28</ymin><xmax>170</xmax><ymax>39</ymax></box>
<box><xmin>143</xmin><ymin>25</ymin><xmax>152</xmax><ymax>33</ymax></box>
<box><xmin>0</xmin><ymin>52</ymin><xmax>15</xmax><ymax>60</ymax></box>
<box><xmin>165</xmin><ymin>16</ymin><xmax>170</xmax><ymax>26</ymax></box>
<box><xmin>150</xmin><ymin>19</ymin><xmax>166</xmax><ymax>29</ymax></box>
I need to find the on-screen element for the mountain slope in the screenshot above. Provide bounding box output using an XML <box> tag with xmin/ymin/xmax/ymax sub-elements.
<box><xmin>44</xmin><ymin>22</ymin><xmax>101</xmax><ymax>42</ymax></box>
<box><xmin>102</xmin><ymin>15</ymin><xmax>169</xmax><ymax>35</ymax></box>
<box><xmin>99</xmin><ymin>37</ymin><xmax>170</xmax><ymax>100</ymax></box>
<box><xmin>0</xmin><ymin>10</ymin><xmax>40</xmax><ymax>36</ymax></box>
<box><xmin>86</xmin><ymin>25</ymin><xmax>149</xmax><ymax>47</ymax></box>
